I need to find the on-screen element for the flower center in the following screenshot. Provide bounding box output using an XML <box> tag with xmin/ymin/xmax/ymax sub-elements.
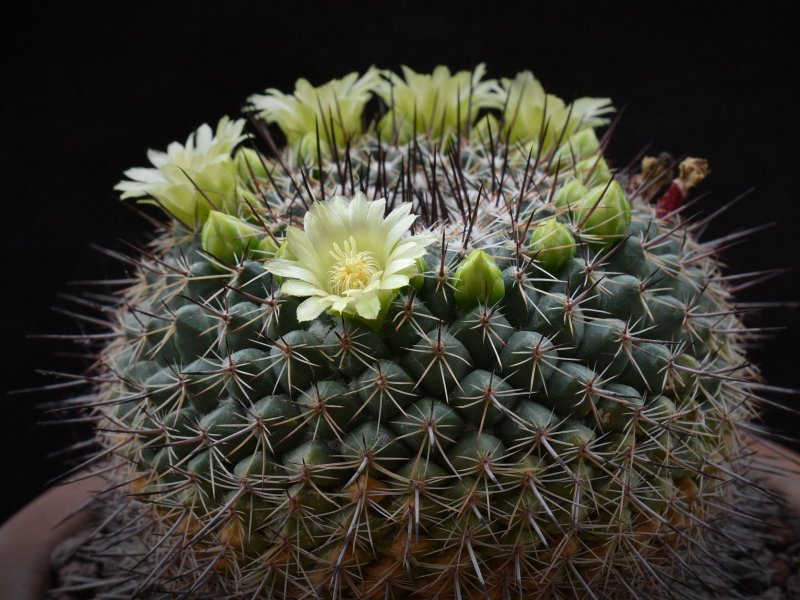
<box><xmin>328</xmin><ymin>237</ymin><xmax>379</xmax><ymax>294</ymax></box>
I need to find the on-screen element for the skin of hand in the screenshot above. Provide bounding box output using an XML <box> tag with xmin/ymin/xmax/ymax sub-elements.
<box><xmin>746</xmin><ymin>436</ymin><xmax>800</xmax><ymax>528</ymax></box>
<box><xmin>0</xmin><ymin>476</ymin><xmax>101</xmax><ymax>600</ymax></box>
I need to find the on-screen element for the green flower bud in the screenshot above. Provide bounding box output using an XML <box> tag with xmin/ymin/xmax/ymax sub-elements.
<box><xmin>552</xmin><ymin>129</ymin><xmax>601</xmax><ymax>167</ymax></box>
<box><xmin>268</xmin><ymin>237</ymin><xmax>294</xmax><ymax>286</ymax></box>
<box><xmin>554</xmin><ymin>179</ymin><xmax>588</xmax><ymax>210</ymax></box>
<box><xmin>573</xmin><ymin>181</ymin><xmax>631</xmax><ymax>247</ymax></box>
<box><xmin>568</xmin><ymin>129</ymin><xmax>601</xmax><ymax>162</ymax></box>
<box><xmin>528</xmin><ymin>218</ymin><xmax>576</xmax><ymax>273</ymax></box>
<box><xmin>237</xmin><ymin>189</ymin><xmax>264</xmax><ymax>216</ymax></box>
<box><xmin>451</xmin><ymin>249</ymin><xmax>505</xmax><ymax>310</ymax></box>
<box><xmin>410</xmin><ymin>256</ymin><xmax>428</xmax><ymax>293</ymax></box>
<box><xmin>235</xmin><ymin>147</ymin><xmax>270</xmax><ymax>181</ymax></box>
<box><xmin>576</xmin><ymin>155</ymin><xmax>612</xmax><ymax>186</ymax></box>
<box><xmin>201</xmin><ymin>211</ymin><xmax>260</xmax><ymax>264</ymax></box>
<box><xmin>255</xmin><ymin>235</ymin><xmax>279</xmax><ymax>261</ymax></box>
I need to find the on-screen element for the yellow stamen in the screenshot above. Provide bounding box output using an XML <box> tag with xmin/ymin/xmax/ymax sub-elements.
<box><xmin>328</xmin><ymin>236</ymin><xmax>380</xmax><ymax>294</ymax></box>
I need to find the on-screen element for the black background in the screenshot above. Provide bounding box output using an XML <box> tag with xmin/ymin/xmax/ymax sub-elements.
<box><xmin>2</xmin><ymin>1</ymin><xmax>798</xmax><ymax>523</ymax></box>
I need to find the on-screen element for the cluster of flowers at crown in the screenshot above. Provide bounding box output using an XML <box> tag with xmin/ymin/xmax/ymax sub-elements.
<box><xmin>117</xmin><ymin>66</ymin><xmax>613</xmax><ymax>210</ymax></box>
<box><xmin>249</xmin><ymin>65</ymin><xmax>613</xmax><ymax>162</ymax></box>
<box><xmin>114</xmin><ymin>65</ymin><xmax>616</xmax><ymax>323</ymax></box>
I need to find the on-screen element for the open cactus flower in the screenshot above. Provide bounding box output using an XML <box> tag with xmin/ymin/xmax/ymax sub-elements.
<box><xmin>265</xmin><ymin>192</ymin><xmax>434</xmax><ymax>322</ymax></box>
<box><xmin>249</xmin><ymin>69</ymin><xmax>381</xmax><ymax>163</ymax></box>
<box><xmin>37</xmin><ymin>65</ymin><xmax>790</xmax><ymax>599</ymax></box>
<box><xmin>114</xmin><ymin>117</ymin><xmax>247</xmax><ymax>227</ymax></box>
<box><xmin>375</xmin><ymin>63</ymin><xmax>502</xmax><ymax>143</ymax></box>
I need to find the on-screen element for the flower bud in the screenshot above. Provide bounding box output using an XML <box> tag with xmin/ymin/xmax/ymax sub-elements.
<box><xmin>201</xmin><ymin>210</ymin><xmax>260</xmax><ymax>264</ymax></box>
<box><xmin>554</xmin><ymin>179</ymin><xmax>588</xmax><ymax>210</ymax></box>
<box><xmin>567</xmin><ymin>129</ymin><xmax>601</xmax><ymax>162</ymax></box>
<box><xmin>235</xmin><ymin>147</ymin><xmax>270</xmax><ymax>181</ymax></box>
<box><xmin>575</xmin><ymin>155</ymin><xmax>612</xmax><ymax>186</ymax></box>
<box><xmin>255</xmin><ymin>235</ymin><xmax>279</xmax><ymax>260</ymax></box>
<box><xmin>409</xmin><ymin>256</ymin><xmax>428</xmax><ymax>293</ymax></box>
<box><xmin>573</xmin><ymin>181</ymin><xmax>631</xmax><ymax>247</ymax></box>
<box><xmin>528</xmin><ymin>218</ymin><xmax>576</xmax><ymax>273</ymax></box>
<box><xmin>553</xmin><ymin>129</ymin><xmax>601</xmax><ymax>166</ymax></box>
<box><xmin>451</xmin><ymin>249</ymin><xmax>505</xmax><ymax>310</ymax></box>
<box><xmin>267</xmin><ymin>237</ymin><xmax>294</xmax><ymax>286</ymax></box>
<box><xmin>237</xmin><ymin>189</ymin><xmax>264</xmax><ymax>213</ymax></box>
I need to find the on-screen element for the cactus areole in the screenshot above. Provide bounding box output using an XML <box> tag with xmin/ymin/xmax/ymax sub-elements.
<box><xmin>58</xmin><ymin>64</ymin><xmax>775</xmax><ymax>599</ymax></box>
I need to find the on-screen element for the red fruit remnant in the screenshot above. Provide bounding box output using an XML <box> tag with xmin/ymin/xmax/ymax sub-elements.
<box><xmin>656</xmin><ymin>157</ymin><xmax>710</xmax><ymax>218</ymax></box>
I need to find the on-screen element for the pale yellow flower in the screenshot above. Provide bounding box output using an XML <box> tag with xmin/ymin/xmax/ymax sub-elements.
<box><xmin>249</xmin><ymin>69</ymin><xmax>381</xmax><ymax>163</ymax></box>
<box><xmin>497</xmin><ymin>71</ymin><xmax>614</xmax><ymax>151</ymax></box>
<box><xmin>115</xmin><ymin>117</ymin><xmax>246</xmax><ymax>227</ymax></box>
<box><xmin>375</xmin><ymin>64</ymin><xmax>501</xmax><ymax>143</ymax></box>
<box><xmin>265</xmin><ymin>193</ymin><xmax>433</xmax><ymax>322</ymax></box>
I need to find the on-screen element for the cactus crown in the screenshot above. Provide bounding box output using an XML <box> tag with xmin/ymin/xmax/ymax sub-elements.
<box><xmin>52</xmin><ymin>65</ymin><xmax>773</xmax><ymax>600</ymax></box>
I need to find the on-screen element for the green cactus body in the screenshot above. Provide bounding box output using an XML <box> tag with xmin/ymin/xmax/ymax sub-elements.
<box><xmin>69</xmin><ymin>65</ymin><xmax>765</xmax><ymax>599</ymax></box>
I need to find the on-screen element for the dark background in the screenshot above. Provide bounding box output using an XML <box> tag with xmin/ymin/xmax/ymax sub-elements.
<box><xmin>2</xmin><ymin>1</ymin><xmax>798</xmax><ymax>522</ymax></box>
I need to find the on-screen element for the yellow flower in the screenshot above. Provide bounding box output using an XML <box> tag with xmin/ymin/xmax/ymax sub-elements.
<box><xmin>375</xmin><ymin>64</ymin><xmax>501</xmax><ymax>143</ymax></box>
<box><xmin>265</xmin><ymin>193</ymin><xmax>434</xmax><ymax>322</ymax></box>
<box><xmin>115</xmin><ymin>117</ymin><xmax>246</xmax><ymax>227</ymax></box>
<box><xmin>496</xmin><ymin>71</ymin><xmax>614</xmax><ymax>152</ymax></box>
<box><xmin>249</xmin><ymin>69</ymin><xmax>381</xmax><ymax>163</ymax></box>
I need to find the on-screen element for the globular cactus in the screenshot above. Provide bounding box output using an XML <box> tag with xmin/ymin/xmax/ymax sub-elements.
<box><xmin>57</xmin><ymin>64</ymin><xmax>774</xmax><ymax>599</ymax></box>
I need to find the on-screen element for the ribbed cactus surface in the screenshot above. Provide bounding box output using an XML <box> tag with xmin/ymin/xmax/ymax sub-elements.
<box><xmin>62</xmin><ymin>66</ymin><xmax>765</xmax><ymax>599</ymax></box>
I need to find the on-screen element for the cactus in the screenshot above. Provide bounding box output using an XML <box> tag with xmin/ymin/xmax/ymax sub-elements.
<box><xmin>55</xmin><ymin>65</ymin><xmax>776</xmax><ymax>599</ymax></box>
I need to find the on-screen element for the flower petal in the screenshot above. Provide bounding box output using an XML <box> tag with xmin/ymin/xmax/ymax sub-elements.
<box><xmin>281</xmin><ymin>280</ymin><xmax>326</xmax><ymax>297</ymax></box>
<box><xmin>265</xmin><ymin>259</ymin><xmax>320</xmax><ymax>285</ymax></box>
<box><xmin>379</xmin><ymin>274</ymin><xmax>411</xmax><ymax>290</ymax></box>
<box><xmin>285</xmin><ymin>227</ymin><xmax>328</xmax><ymax>283</ymax></box>
<box><xmin>353</xmin><ymin>293</ymin><xmax>381</xmax><ymax>320</ymax></box>
<box><xmin>296</xmin><ymin>297</ymin><xmax>329</xmax><ymax>322</ymax></box>
<box><xmin>331</xmin><ymin>296</ymin><xmax>350</xmax><ymax>313</ymax></box>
